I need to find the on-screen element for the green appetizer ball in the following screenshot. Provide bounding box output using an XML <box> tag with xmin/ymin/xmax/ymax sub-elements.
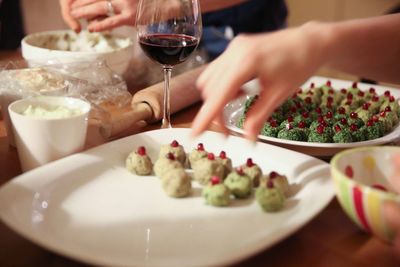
<box><xmin>224</xmin><ymin>168</ymin><xmax>252</xmax><ymax>199</ymax></box>
<box><xmin>241</xmin><ymin>158</ymin><xmax>263</xmax><ymax>187</ymax></box>
<box><xmin>261</xmin><ymin>120</ymin><xmax>280</xmax><ymax>137</ymax></box>
<box><xmin>332</xmin><ymin>126</ymin><xmax>353</xmax><ymax>143</ymax></box>
<box><xmin>308</xmin><ymin>125</ymin><xmax>333</xmax><ymax>143</ymax></box>
<box><xmin>348</xmin><ymin>112</ymin><xmax>365</xmax><ymax>128</ymax></box>
<box><xmin>349</xmin><ymin>124</ymin><xmax>367</xmax><ymax>142</ymax></box>
<box><xmin>202</xmin><ymin>176</ymin><xmax>231</xmax><ymax>207</ymax></box>
<box><xmin>277</xmin><ymin>125</ymin><xmax>306</xmax><ymax>141</ymax></box>
<box><xmin>363</xmin><ymin>123</ymin><xmax>381</xmax><ymax>140</ymax></box>
<box><xmin>126</xmin><ymin>146</ymin><xmax>153</xmax><ymax>175</ymax></box>
<box><xmin>217</xmin><ymin>151</ymin><xmax>233</xmax><ymax>179</ymax></box>
<box><xmin>267</xmin><ymin>171</ymin><xmax>290</xmax><ymax>197</ymax></box>
<box><xmin>188</xmin><ymin>143</ymin><xmax>208</xmax><ymax>168</ymax></box>
<box><xmin>154</xmin><ymin>153</ymin><xmax>184</xmax><ymax>179</ymax></box>
<box><xmin>256</xmin><ymin>180</ymin><xmax>285</xmax><ymax>212</ymax></box>
<box><xmin>161</xmin><ymin>168</ymin><xmax>192</xmax><ymax>198</ymax></box>
<box><xmin>193</xmin><ymin>153</ymin><xmax>224</xmax><ymax>185</ymax></box>
<box><xmin>159</xmin><ymin>140</ymin><xmax>186</xmax><ymax>165</ymax></box>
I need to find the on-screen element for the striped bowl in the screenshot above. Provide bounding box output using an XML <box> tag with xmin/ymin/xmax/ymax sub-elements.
<box><xmin>331</xmin><ymin>146</ymin><xmax>400</xmax><ymax>242</ymax></box>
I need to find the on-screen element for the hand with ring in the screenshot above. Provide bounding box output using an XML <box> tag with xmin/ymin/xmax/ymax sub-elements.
<box><xmin>59</xmin><ymin>0</ymin><xmax>138</xmax><ymax>32</ymax></box>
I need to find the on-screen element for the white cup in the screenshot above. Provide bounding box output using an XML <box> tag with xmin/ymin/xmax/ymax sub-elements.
<box><xmin>8</xmin><ymin>96</ymin><xmax>91</xmax><ymax>172</ymax></box>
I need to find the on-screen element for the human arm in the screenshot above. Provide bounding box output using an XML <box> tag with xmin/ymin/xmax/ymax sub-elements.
<box><xmin>191</xmin><ymin>14</ymin><xmax>400</xmax><ymax>140</ymax></box>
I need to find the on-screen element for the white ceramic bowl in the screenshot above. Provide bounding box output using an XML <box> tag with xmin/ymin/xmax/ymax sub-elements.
<box><xmin>21</xmin><ymin>30</ymin><xmax>134</xmax><ymax>75</ymax></box>
<box><xmin>9</xmin><ymin>96</ymin><xmax>91</xmax><ymax>172</ymax></box>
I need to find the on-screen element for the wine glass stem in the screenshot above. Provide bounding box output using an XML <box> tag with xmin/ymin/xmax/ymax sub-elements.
<box><xmin>162</xmin><ymin>66</ymin><xmax>172</xmax><ymax>129</ymax></box>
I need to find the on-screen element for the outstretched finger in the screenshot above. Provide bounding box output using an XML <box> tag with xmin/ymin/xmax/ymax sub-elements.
<box><xmin>71</xmin><ymin>0</ymin><xmax>98</xmax><ymax>9</ymax></box>
<box><xmin>88</xmin><ymin>14</ymin><xmax>129</xmax><ymax>32</ymax></box>
<box><xmin>71</xmin><ymin>1</ymin><xmax>110</xmax><ymax>20</ymax></box>
<box><xmin>60</xmin><ymin>0</ymin><xmax>81</xmax><ymax>32</ymax></box>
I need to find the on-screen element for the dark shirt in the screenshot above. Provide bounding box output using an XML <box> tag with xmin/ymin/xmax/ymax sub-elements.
<box><xmin>0</xmin><ymin>0</ymin><xmax>25</xmax><ymax>49</ymax></box>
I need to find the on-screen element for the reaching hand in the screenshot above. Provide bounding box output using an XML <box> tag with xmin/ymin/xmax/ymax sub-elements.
<box><xmin>192</xmin><ymin>23</ymin><xmax>328</xmax><ymax>140</ymax></box>
<box><xmin>59</xmin><ymin>0</ymin><xmax>138</xmax><ymax>32</ymax></box>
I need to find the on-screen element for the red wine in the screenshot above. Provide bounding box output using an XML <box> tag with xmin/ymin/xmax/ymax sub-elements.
<box><xmin>139</xmin><ymin>34</ymin><xmax>198</xmax><ymax>66</ymax></box>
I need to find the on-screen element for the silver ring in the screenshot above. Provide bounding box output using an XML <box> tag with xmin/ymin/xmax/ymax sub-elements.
<box><xmin>106</xmin><ymin>0</ymin><xmax>115</xmax><ymax>17</ymax></box>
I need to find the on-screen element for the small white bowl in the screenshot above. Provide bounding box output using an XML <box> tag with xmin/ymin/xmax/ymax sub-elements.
<box><xmin>21</xmin><ymin>30</ymin><xmax>134</xmax><ymax>75</ymax></box>
<box><xmin>9</xmin><ymin>96</ymin><xmax>91</xmax><ymax>172</ymax></box>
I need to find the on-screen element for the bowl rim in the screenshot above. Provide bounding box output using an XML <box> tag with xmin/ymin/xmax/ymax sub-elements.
<box><xmin>331</xmin><ymin>146</ymin><xmax>400</xmax><ymax>199</ymax></box>
<box><xmin>21</xmin><ymin>30</ymin><xmax>133</xmax><ymax>55</ymax></box>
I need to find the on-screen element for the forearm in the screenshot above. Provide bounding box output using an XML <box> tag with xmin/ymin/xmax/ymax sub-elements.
<box><xmin>199</xmin><ymin>0</ymin><xmax>247</xmax><ymax>13</ymax></box>
<box><xmin>317</xmin><ymin>14</ymin><xmax>400</xmax><ymax>84</ymax></box>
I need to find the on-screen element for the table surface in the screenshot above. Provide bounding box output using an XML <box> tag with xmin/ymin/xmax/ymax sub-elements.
<box><xmin>0</xmin><ymin>50</ymin><xmax>399</xmax><ymax>267</ymax></box>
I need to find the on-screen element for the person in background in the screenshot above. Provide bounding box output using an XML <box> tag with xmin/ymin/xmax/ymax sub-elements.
<box><xmin>59</xmin><ymin>0</ymin><xmax>287</xmax><ymax>59</ymax></box>
<box><xmin>0</xmin><ymin>0</ymin><xmax>24</xmax><ymax>49</ymax></box>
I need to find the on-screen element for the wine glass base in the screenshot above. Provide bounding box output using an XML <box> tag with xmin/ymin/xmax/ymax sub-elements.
<box><xmin>161</xmin><ymin>120</ymin><xmax>172</xmax><ymax>129</ymax></box>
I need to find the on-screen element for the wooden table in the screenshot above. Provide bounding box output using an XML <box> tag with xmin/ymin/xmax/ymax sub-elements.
<box><xmin>0</xmin><ymin>50</ymin><xmax>399</xmax><ymax>267</ymax></box>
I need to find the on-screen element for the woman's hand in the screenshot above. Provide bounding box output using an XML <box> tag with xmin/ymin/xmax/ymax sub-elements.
<box><xmin>192</xmin><ymin>23</ymin><xmax>330</xmax><ymax>140</ymax></box>
<box><xmin>59</xmin><ymin>0</ymin><xmax>138</xmax><ymax>32</ymax></box>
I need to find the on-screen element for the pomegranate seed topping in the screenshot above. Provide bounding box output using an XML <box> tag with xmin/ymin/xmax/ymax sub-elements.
<box><xmin>327</xmin><ymin>102</ymin><xmax>333</xmax><ymax>109</ymax></box>
<box><xmin>338</xmin><ymin>107</ymin><xmax>346</xmax><ymax>114</ymax></box>
<box><xmin>316</xmin><ymin>125</ymin><xmax>325</xmax><ymax>134</ymax></box>
<box><xmin>347</xmin><ymin>93</ymin><xmax>353</xmax><ymax>100</ymax></box>
<box><xmin>326</xmin><ymin>81</ymin><xmax>332</xmax><ymax>87</ymax></box>
<box><xmin>327</xmin><ymin>96</ymin><xmax>334</xmax><ymax>103</ymax></box>
<box><xmin>385</xmin><ymin>106</ymin><xmax>392</xmax><ymax>112</ymax></box>
<box><xmin>211</xmin><ymin>176</ymin><xmax>221</xmax><ymax>185</ymax></box>
<box><xmin>270</xmin><ymin>120</ymin><xmax>278</xmax><ymax>128</ymax></box>
<box><xmin>298</xmin><ymin>121</ymin><xmax>306</xmax><ymax>128</ymax></box>
<box><xmin>345</xmin><ymin>166</ymin><xmax>354</xmax><ymax>178</ymax></box>
<box><xmin>296</xmin><ymin>102</ymin><xmax>302</xmax><ymax>109</ymax></box>
<box><xmin>166</xmin><ymin>153</ymin><xmax>175</xmax><ymax>160</ymax></box>
<box><xmin>207</xmin><ymin>153</ymin><xmax>215</xmax><ymax>160</ymax></box>
<box><xmin>197</xmin><ymin>143</ymin><xmax>205</xmax><ymax>151</ymax></box>
<box><xmin>350</xmin><ymin>124</ymin><xmax>358</xmax><ymax>132</ymax></box>
<box><xmin>321</xmin><ymin>120</ymin><xmax>328</xmax><ymax>127</ymax></box>
<box><xmin>287</xmin><ymin>116</ymin><xmax>294</xmax><ymax>122</ymax></box>
<box><xmin>246</xmin><ymin>158</ymin><xmax>254</xmax><ymax>167</ymax></box>
<box><xmin>380</xmin><ymin>111</ymin><xmax>386</xmax><ymax>117</ymax></box>
<box><xmin>298</xmin><ymin>88</ymin><xmax>303</xmax><ymax>93</ymax></box>
<box><xmin>340</xmin><ymin>118</ymin><xmax>348</xmax><ymax>125</ymax></box>
<box><xmin>352</xmin><ymin>82</ymin><xmax>358</xmax><ymax>88</ymax></box>
<box><xmin>384</xmin><ymin>90</ymin><xmax>391</xmax><ymax>97</ymax></box>
<box><xmin>310</xmin><ymin>83</ymin><xmax>315</xmax><ymax>88</ymax></box>
<box><xmin>372</xmin><ymin>184</ymin><xmax>387</xmax><ymax>191</ymax></box>
<box><xmin>317</xmin><ymin>116</ymin><xmax>324</xmax><ymax>123</ymax></box>
<box><xmin>305</xmin><ymin>97</ymin><xmax>312</xmax><ymax>104</ymax></box>
<box><xmin>267</xmin><ymin>180</ymin><xmax>274</xmax><ymax>189</ymax></box>
<box><xmin>334</xmin><ymin>125</ymin><xmax>341</xmax><ymax>133</ymax></box>
<box><xmin>367</xmin><ymin>120</ymin><xmax>374</xmax><ymax>127</ymax></box>
<box><xmin>326</xmin><ymin>111</ymin><xmax>333</xmax><ymax>119</ymax></box>
<box><xmin>236</xmin><ymin>167</ymin><xmax>244</xmax><ymax>175</ymax></box>
<box><xmin>171</xmin><ymin>140</ymin><xmax>179</xmax><ymax>147</ymax></box>
<box><xmin>315</xmin><ymin>107</ymin><xmax>322</xmax><ymax>114</ymax></box>
<box><xmin>372</xmin><ymin>116</ymin><xmax>379</xmax><ymax>122</ymax></box>
<box><xmin>358</xmin><ymin>91</ymin><xmax>365</xmax><ymax>97</ymax></box>
<box><xmin>219</xmin><ymin>151</ymin><xmax>226</xmax><ymax>159</ymax></box>
<box><xmin>267</xmin><ymin>117</ymin><xmax>273</xmax><ymax>122</ymax></box>
<box><xmin>372</xmin><ymin>96</ymin><xmax>379</xmax><ymax>102</ymax></box>
<box><xmin>369</xmin><ymin>88</ymin><xmax>376</xmax><ymax>94</ymax></box>
<box><xmin>137</xmin><ymin>146</ymin><xmax>146</xmax><ymax>156</ymax></box>
<box><xmin>341</xmin><ymin>88</ymin><xmax>347</xmax><ymax>94</ymax></box>
<box><xmin>270</xmin><ymin>171</ymin><xmax>278</xmax><ymax>179</ymax></box>
<box><xmin>350</xmin><ymin>112</ymin><xmax>358</xmax><ymax>119</ymax></box>
<box><xmin>362</xmin><ymin>103</ymin><xmax>369</xmax><ymax>110</ymax></box>
<box><xmin>328</xmin><ymin>89</ymin><xmax>334</xmax><ymax>95</ymax></box>
<box><xmin>290</xmin><ymin>107</ymin><xmax>297</xmax><ymax>113</ymax></box>
<box><xmin>286</xmin><ymin>123</ymin><xmax>293</xmax><ymax>130</ymax></box>
<box><xmin>302</xmin><ymin>112</ymin><xmax>309</xmax><ymax>118</ymax></box>
<box><xmin>345</xmin><ymin>100</ymin><xmax>352</xmax><ymax>105</ymax></box>
<box><xmin>390</xmin><ymin>96</ymin><xmax>395</xmax><ymax>102</ymax></box>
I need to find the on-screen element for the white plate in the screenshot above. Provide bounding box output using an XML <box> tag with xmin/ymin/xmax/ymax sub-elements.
<box><xmin>0</xmin><ymin>129</ymin><xmax>334</xmax><ymax>267</ymax></box>
<box><xmin>224</xmin><ymin>76</ymin><xmax>400</xmax><ymax>157</ymax></box>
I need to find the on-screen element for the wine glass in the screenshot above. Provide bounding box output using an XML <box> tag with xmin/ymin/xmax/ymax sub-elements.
<box><xmin>136</xmin><ymin>0</ymin><xmax>202</xmax><ymax>128</ymax></box>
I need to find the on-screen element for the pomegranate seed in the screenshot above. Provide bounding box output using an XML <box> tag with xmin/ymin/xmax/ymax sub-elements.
<box><xmin>197</xmin><ymin>143</ymin><xmax>205</xmax><ymax>151</ymax></box>
<box><xmin>219</xmin><ymin>151</ymin><xmax>226</xmax><ymax>159</ymax></box>
<box><xmin>207</xmin><ymin>153</ymin><xmax>215</xmax><ymax>160</ymax></box>
<box><xmin>270</xmin><ymin>120</ymin><xmax>278</xmax><ymax>128</ymax></box>
<box><xmin>137</xmin><ymin>146</ymin><xmax>146</xmax><ymax>156</ymax></box>
<box><xmin>372</xmin><ymin>116</ymin><xmax>379</xmax><ymax>122</ymax></box>
<box><xmin>270</xmin><ymin>171</ymin><xmax>278</xmax><ymax>179</ymax></box>
<box><xmin>290</xmin><ymin>107</ymin><xmax>297</xmax><ymax>113</ymax></box>
<box><xmin>369</xmin><ymin>88</ymin><xmax>376</xmax><ymax>94</ymax></box>
<box><xmin>345</xmin><ymin>166</ymin><xmax>354</xmax><ymax>178</ymax></box>
<box><xmin>347</xmin><ymin>93</ymin><xmax>353</xmax><ymax>100</ymax></box>
<box><xmin>350</xmin><ymin>124</ymin><xmax>358</xmax><ymax>131</ymax></box>
<box><xmin>328</xmin><ymin>89</ymin><xmax>335</xmax><ymax>95</ymax></box>
<box><xmin>288</xmin><ymin>116</ymin><xmax>294</xmax><ymax>122</ymax></box>
<box><xmin>236</xmin><ymin>167</ymin><xmax>244</xmax><ymax>175</ymax></box>
<box><xmin>296</xmin><ymin>102</ymin><xmax>302</xmax><ymax>109</ymax></box>
<box><xmin>310</xmin><ymin>83</ymin><xmax>315</xmax><ymax>88</ymax></box>
<box><xmin>358</xmin><ymin>91</ymin><xmax>365</xmax><ymax>97</ymax></box>
<box><xmin>326</xmin><ymin>81</ymin><xmax>332</xmax><ymax>87</ymax></box>
<box><xmin>338</xmin><ymin>107</ymin><xmax>346</xmax><ymax>114</ymax></box>
<box><xmin>246</xmin><ymin>158</ymin><xmax>254</xmax><ymax>167</ymax></box>
<box><xmin>302</xmin><ymin>112</ymin><xmax>309</xmax><ymax>118</ymax></box>
<box><xmin>315</xmin><ymin>107</ymin><xmax>322</xmax><ymax>114</ymax></box>
<box><xmin>350</xmin><ymin>112</ymin><xmax>358</xmax><ymax>119</ymax></box>
<box><xmin>345</xmin><ymin>100</ymin><xmax>352</xmax><ymax>105</ymax></box>
<box><xmin>298</xmin><ymin>88</ymin><xmax>303</xmax><ymax>93</ymax></box>
<box><xmin>327</xmin><ymin>102</ymin><xmax>333</xmax><ymax>109</ymax></box>
<box><xmin>384</xmin><ymin>90</ymin><xmax>391</xmax><ymax>97</ymax></box>
<box><xmin>305</xmin><ymin>97</ymin><xmax>312</xmax><ymax>104</ymax></box>
<box><xmin>362</xmin><ymin>103</ymin><xmax>369</xmax><ymax>110</ymax></box>
<box><xmin>326</xmin><ymin>111</ymin><xmax>333</xmax><ymax>119</ymax></box>
<box><xmin>367</xmin><ymin>120</ymin><xmax>374</xmax><ymax>127</ymax></box>
<box><xmin>298</xmin><ymin>121</ymin><xmax>305</xmax><ymax>128</ymax></box>
<box><xmin>372</xmin><ymin>184</ymin><xmax>387</xmax><ymax>191</ymax></box>
<box><xmin>334</xmin><ymin>125</ymin><xmax>341</xmax><ymax>133</ymax></box>
<box><xmin>380</xmin><ymin>111</ymin><xmax>386</xmax><ymax>117</ymax></box>
<box><xmin>341</xmin><ymin>88</ymin><xmax>347</xmax><ymax>94</ymax></box>
<box><xmin>390</xmin><ymin>96</ymin><xmax>395</xmax><ymax>102</ymax></box>
<box><xmin>318</xmin><ymin>116</ymin><xmax>325</xmax><ymax>123</ymax></box>
<box><xmin>171</xmin><ymin>140</ymin><xmax>179</xmax><ymax>147</ymax></box>
<box><xmin>286</xmin><ymin>123</ymin><xmax>293</xmax><ymax>130</ymax></box>
<box><xmin>372</xmin><ymin>96</ymin><xmax>379</xmax><ymax>102</ymax></box>
<box><xmin>211</xmin><ymin>176</ymin><xmax>221</xmax><ymax>185</ymax></box>
<box><xmin>321</xmin><ymin>120</ymin><xmax>328</xmax><ymax>127</ymax></box>
<box><xmin>340</xmin><ymin>118</ymin><xmax>348</xmax><ymax>125</ymax></box>
<box><xmin>352</xmin><ymin>82</ymin><xmax>358</xmax><ymax>88</ymax></box>
<box><xmin>317</xmin><ymin>125</ymin><xmax>325</xmax><ymax>134</ymax></box>
<box><xmin>267</xmin><ymin>180</ymin><xmax>274</xmax><ymax>189</ymax></box>
<box><xmin>327</xmin><ymin>96</ymin><xmax>334</xmax><ymax>103</ymax></box>
<box><xmin>166</xmin><ymin>153</ymin><xmax>175</xmax><ymax>160</ymax></box>
<box><xmin>385</xmin><ymin>106</ymin><xmax>392</xmax><ymax>112</ymax></box>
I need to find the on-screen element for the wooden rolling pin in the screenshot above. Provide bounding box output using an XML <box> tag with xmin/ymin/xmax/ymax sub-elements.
<box><xmin>86</xmin><ymin>65</ymin><xmax>206</xmax><ymax>146</ymax></box>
